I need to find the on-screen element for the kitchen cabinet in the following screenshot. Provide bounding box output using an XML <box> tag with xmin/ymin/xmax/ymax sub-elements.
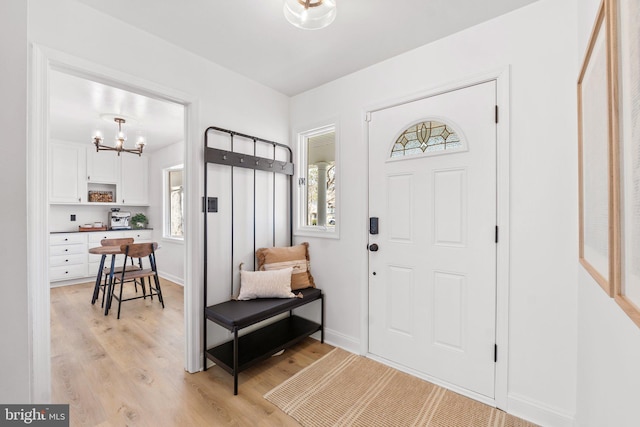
<box><xmin>49</xmin><ymin>143</ymin><xmax>86</xmax><ymax>204</ymax></box>
<box><xmin>86</xmin><ymin>148</ymin><xmax>120</xmax><ymax>183</ymax></box>
<box><xmin>49</xmin><ymin>233</ymin><xmax>88</xmax><ymax>282</ymax></box>
<box><xmin>51</xmin><ymin>229</ymin><xmax>154</xmax><ymax>284</ymax></box>
<box><xmin>49</xmin><ymin>141</ymin><xmax>149</xmax><ymax>206</ymax></box>
<box><xmin>120</xmin><ymin>155</ymin><xmax>149</xmax><ymax>205</ymax></box>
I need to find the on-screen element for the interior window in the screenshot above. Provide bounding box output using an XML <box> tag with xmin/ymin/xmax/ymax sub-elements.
<box><xmin>296</xmin><ymin>124</ymin><xmax>338</xmax><ymax>237</ymax></box>
<box><xmin>391</xmin><ymin>120</ymin><xmax>463</xmax><ymax>158</ymax></box>
<box><xmin>164</xmin><ymin>165</ymin><xmax>184</xmax><ymax>239</ymax></box>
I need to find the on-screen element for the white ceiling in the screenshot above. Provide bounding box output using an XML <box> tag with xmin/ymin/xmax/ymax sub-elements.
<box><xmin>49</xmin><ymin>70</ymin><xmax>185</xmax><ymax>151</ymax></box>
<box><xmin>76</xmin><ymin>0</ymin><xmax>539</xmax><ymax>96</ymax></box>
<box><xmin>51</xmin><ymin>0</ymin><xmax>539</xmax><ymax>150</ymax></box>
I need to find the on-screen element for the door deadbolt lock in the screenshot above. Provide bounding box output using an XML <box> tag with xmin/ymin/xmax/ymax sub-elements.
<box><xmin>368</xmin><ymin>243</ymin><xmax>379</xmax><ymax>252</ymax></box>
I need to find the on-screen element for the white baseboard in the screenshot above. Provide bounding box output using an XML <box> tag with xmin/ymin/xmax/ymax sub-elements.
<box><xmin>50</xmin><ymin>271</ymin><xmax>184</xmax><ymax>288</ymax></box>
<box><xmin>322</xmin><ymin>328</ymin><xmax>360</xmax><ymax>354</ymax></box>
<box><xmin>158</xmin><ymin>271</ymin><xmax>184</xmax><ymax>286</ymax></box>
<box><xmin>49</xmin><ymin>277</ymin><xmax>94</xmax><ymax>287</ymax></box>
<box><xmin>508</xmin><ymin>393</ymin><xmax>574</xmax><ymax>427</ymax></box>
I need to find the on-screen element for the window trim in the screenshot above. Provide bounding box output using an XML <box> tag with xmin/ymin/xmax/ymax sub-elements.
<box><xmin>294</xmin><ymin>121</ymin><xmax>340</xmax><ymax>239</ymax></box>
<box><xmin>163</xmin><ymin>164</ymin><xmax>184</xmax><ymax>241</ymax></box>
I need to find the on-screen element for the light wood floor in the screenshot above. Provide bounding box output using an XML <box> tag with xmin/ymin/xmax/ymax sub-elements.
<box><xmin>51</xmin><ymin>279</ymin><xmax>334</xmax><ymax>426</ymax></box>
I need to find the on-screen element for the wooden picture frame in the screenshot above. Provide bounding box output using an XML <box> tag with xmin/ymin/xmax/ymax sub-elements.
<box><xmin>578</xmin><ymin>0</ymin><xmax>619</xmax><ymax>297</ymax></box>
<box><xmin>610</xmin><ymin>0</ymin><xmax>640</xmax><ymax>327</ymax></box>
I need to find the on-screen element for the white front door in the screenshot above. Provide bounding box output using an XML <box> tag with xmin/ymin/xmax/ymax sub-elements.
<box><xmin>368</xmin><ymin>81</ymin><xmax>497</xmax><ymax>398</ymax></box>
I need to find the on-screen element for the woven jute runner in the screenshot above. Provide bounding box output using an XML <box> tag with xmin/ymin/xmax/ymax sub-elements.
<box><xmin>265</xmin><ymin>348</ymin><xmax>538</xmax><ymax>427</ymax></box>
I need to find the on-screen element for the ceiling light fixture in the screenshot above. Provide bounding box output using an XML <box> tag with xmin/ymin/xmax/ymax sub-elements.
<box><xmin>92</xmin><ymin>117</ymin><xmax>146</xmax><ymax>156</ymax></box>
<box><xmin>283</xmin><ymin>0</ymin><xmax>336</xmax><ymax>30</ymax></box>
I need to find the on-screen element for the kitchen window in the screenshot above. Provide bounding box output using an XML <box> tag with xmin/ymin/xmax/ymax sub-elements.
<box><xmin>164</xmin><ymin>165</ymin><xmax>184</xmax><ymax>240</ymax></box>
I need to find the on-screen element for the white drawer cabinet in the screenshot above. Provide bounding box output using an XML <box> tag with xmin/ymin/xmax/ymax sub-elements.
<box><xmin>50</xmin><ymin>253</ymin><xmax>86</xmax><ymax>267</ymax></box>
<box><xmin>88</xmin><ymin>231</ymin><xmax>125</xmax><ymax>244</ymax></box>
<box><xmin>50</xmin><ymin>233</ymin><xmax>87</xmax><ymax>245</ymax></box>
<box><xmin>86</xmin><ymin>230</ymin><xmax>151</xmax><ymax>243</ymax></box>
<box><xmin>50</xmin><ymin>264</ymin><xmax>89</xmax><ymax>282</ymax></box>
<box><xmin>49</xmin><ymin>233</ymin><xmax>88</xmax><ymax>282</ymax></box>
<box><xmin>126</xmin><ymin>230</ymin><xmax>152</xmax><ymax>242</ymax></box>
<box><xmin>51</xmin><ymin>230</ymin><xmax>154</xmax><ymax>284</ymax></box>
<box><xmin>50</xmin><ymin>244</ymin><xmax>87</xmax><ymax>256</ymax></box>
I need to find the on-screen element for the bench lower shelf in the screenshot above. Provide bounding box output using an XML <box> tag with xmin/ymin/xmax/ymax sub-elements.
<box><xmin>205</xmin><ymin>315</ymin><xmax>321</xmax><ymax>387</ymax></box>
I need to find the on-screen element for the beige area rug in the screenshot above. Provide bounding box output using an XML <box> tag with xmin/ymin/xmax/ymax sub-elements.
<box><xmin>265</xmin><ymin>348</ymin><xmax>538</xmax><ymax>427</ymax></box>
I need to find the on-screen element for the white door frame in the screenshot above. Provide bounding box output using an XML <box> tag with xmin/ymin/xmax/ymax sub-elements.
<box><xmin>27</xmin><ymin>44</ymin><xmax>202</xmax><ymax>402</ymax></box>
<box><xmin>361</xmin><ymin>67</ymin><xmax>510</xmax><ymax>410</ymax></box>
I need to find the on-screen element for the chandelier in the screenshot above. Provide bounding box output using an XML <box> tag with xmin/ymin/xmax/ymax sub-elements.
<box><xmin>92</xmin><ymin>117</ymin><xmax>146</xmax><ymax>156</ymax></box>
<box><xmin>283</xmin><ymin>0</ymin><xmax>336</xmax><ymax>30</ymax></box>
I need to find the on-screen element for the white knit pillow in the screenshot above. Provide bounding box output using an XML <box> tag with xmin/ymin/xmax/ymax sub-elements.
<box><xmin>236</xmin><ymin>267</ymin><xmax>295</xmax><ymax>300</ymax></box>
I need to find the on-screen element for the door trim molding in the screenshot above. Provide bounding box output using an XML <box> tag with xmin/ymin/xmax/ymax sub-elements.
<box><xmin>361</xmin><ymin>66</ymin><xmax>511</xmax><ymax>410</ymax></box>
<box><xmin>28</xmin><ymin>44</ymin><xmax>201</xmax><ymax>402</ymax></box>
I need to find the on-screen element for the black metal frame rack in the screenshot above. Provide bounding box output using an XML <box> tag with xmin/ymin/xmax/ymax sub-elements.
<box><xmin>202</xmin><ymin>126</ymin><xmax>324</xmax><ymax>395</ymax></box>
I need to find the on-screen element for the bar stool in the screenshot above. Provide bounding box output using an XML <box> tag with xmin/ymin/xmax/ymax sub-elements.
<box><xmin>110</xmin><ymin>242</ymin><xmax>164</xmax><ymax>319</ymax></box>
<box><xmin>94</xmin><ymin>237</ymin><xmax>142</xmax><ymax>308</ymax></box>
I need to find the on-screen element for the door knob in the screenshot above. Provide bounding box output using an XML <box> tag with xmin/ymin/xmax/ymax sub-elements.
<box><xmin>368</xmin><ymin>243</ymin><xmax>379</xmax><ymax>252</ymax></box>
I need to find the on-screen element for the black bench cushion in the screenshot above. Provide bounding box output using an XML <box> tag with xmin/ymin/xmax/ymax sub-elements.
<box><xmin>205</xmin><ymin>287</ymin><xmax>322</xmax><ymax>330</ymax></box>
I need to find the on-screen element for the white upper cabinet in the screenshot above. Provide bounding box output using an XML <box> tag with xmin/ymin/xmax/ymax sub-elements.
<box><xmin>49</xmin><ymin>141</ymin><xmax>149</xmax><ymax>206</ymax></box>
<box><xmin>120</xmin><ymin>154</ymin><xmax>149</xmax><ymax>206</ymax></box>
<box><xmin>49</xmin><ymin>142</ymin><xmax>86</xmax><ymax>203</ymax></box>
<box><xmin>87</xmin><ymin>148</ymin><xmax>120</xmax><ymax>183</ymax></box>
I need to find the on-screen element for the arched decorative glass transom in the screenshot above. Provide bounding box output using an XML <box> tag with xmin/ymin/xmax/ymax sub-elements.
<box><xmin>391</xmin><ymin>120</ymin><xmax>463</xmax><ymax>158</ymax></box>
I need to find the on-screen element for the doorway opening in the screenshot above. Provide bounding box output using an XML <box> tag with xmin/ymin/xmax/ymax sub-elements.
<box><xmin>28</xmin><ymin>45</ymin><xmax>198</xmax><ymax>402</ymax></box>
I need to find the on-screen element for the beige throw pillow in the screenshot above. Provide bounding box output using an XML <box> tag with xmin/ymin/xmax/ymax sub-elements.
<box><xmin>256</xmin><ymin>243</ymin><xmax>315</xmax><ymax>291</ymax></box>
<box><xmin>236</xmin><ymin>267</ymin><xmax>295</xmax><ymax>301</ymax></box>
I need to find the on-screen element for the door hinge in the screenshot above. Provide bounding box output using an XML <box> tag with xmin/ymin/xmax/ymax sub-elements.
<box><xmin>495</xmin><ymin>105</ymin><xmax>499</xmax><ymax>123</ymax></box>
<box><xmin>495</xmin><ymin>225</ymin><xmax>499</xmax><ymax>243</ymax></box>
<box><xmin>365</xmin><ymin>112</ymin><xmax>372</xmax><ymax>122</ymax></box>
<box><xmin>494</xmin><ymin>344</ymin><xmax>498</xmax><ymax>362</ymax></box>
<box><xmin>298</xmin><ymin>177</ymin><xmax>306</xmax><ymax>186</ymax></box>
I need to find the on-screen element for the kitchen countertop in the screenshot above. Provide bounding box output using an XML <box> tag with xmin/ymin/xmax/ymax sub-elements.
<box><xmin>51</xmin><ymin>228</ymin><xmax>153</xmax><ymax>234</ymax></box>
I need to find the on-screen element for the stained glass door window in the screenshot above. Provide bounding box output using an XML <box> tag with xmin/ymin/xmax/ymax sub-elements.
<box><xmin>391</xmin><ymin>121</ymin><xmax>463</xmax><ymax>158</ymax></box>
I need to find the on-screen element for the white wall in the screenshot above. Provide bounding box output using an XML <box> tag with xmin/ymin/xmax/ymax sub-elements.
<box><xmin>49</xmin><ymin>204</ymin><xmax>149</xmax><ymax>233</ymax></box>
<box><xmin>575</xmin><ymin>1</ymin><xmax>640</xmax><ymax>426</ymax></box>
<box><xmin>290</xmin><ymin>0</ymin><xmax>578</xmax><ymax>425</ymax></box>
<box><xmin>0</xmin><ymin>0</ymin><xmax>29</xmax><ymax>404</ymax></box>
<box><xmin>148</xmin><ymin>141</ymin><xmax>185</xmax><ymax>284</ymax></box>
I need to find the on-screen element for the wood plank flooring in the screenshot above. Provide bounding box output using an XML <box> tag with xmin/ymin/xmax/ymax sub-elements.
<box><xmin>50</xmin><ymin>280</ymin><xmax>334</xmax><ymax>426</ymax></box>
